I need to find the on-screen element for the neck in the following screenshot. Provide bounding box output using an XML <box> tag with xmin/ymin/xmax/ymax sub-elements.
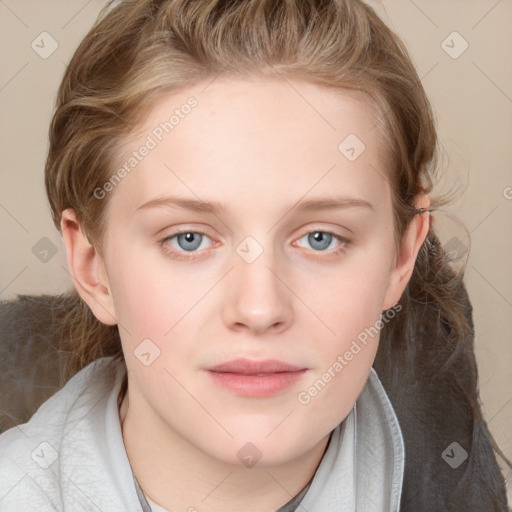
<box><xmin>119</xmin><ymin>390</ymin><xmax>330</xmax><ymax>512</ymax></box>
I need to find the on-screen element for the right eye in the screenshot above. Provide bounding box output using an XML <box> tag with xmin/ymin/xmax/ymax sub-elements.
<box><xmin>160</xmin><ymin>230</ymin><xmax>216</xmax><ymax>260</ymax></box>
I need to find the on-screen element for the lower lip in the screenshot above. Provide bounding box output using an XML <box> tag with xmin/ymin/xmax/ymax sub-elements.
<box><xmin>207</xmin><ymin>370</ymin><xmax>307</xmax><ymax>397</ymax></box>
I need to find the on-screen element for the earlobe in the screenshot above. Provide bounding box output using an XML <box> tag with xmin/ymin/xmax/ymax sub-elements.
<box><xmin>382</xmin><ymin>195</ymin><xmax>431</xmax><ymax>310</ymax></box>
<box><xmin>61</xmin><ymin>208</ymin><xmax>117</xmax><ymax>326</ymax></box>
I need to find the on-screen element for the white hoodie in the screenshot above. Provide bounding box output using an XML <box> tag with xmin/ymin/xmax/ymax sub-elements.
<box><xmin>0</xmin><ymin>357</ymin><xmax>404</xmax><ymax>511</ymax></box>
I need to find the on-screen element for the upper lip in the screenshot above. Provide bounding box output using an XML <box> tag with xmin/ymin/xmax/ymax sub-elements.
<box><xmin>208</xmin><ymin>358</ymin><xmax>305</xmax><ymax>374</ymax></box>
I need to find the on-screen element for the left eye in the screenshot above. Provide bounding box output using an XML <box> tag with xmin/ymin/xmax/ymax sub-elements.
<box><xmin>296</xmin><ymin>231</ymin><xmax>345</xmax><ymax>251</ymax></box>
<box><xmin>165</xmin><ymin>232</ymin><xmax>213</xmax><ymax>252</ymax></box>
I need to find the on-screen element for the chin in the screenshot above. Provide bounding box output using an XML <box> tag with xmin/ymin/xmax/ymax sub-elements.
<box><xmin>201</xmin><ymin>429</ymin><xmax>313</xmax><ymax>468</ymax></box>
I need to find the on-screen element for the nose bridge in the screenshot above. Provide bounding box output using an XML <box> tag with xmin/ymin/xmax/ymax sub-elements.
<box><xmin>222</xmin><ymin>234</ymin><xmax>293</xmax><ymax>334</ymax></box>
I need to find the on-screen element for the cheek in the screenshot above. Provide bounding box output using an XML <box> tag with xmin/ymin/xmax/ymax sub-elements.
<box><xmin>108</xmin><ymin>260</ymin><xmax>200</xmax><ymax>400</ymax></box>
<box><xmin>296</xmin><ymin>346</ymin><xmax>377</xmax><ymax>438</ymax></box>
<box><xmin>296</xmin><ymin>289</ymin><xmax>385</xmax><ymax>432</ymax></box>
<box><xmin>107</xmin><ymin>247</ymin><xmax>205</xmax><ymax>340</ymax></box>
<box><xmin>336</xmin><ymin>270</ymin><xmax>390</xmax><ymax>338</ymax></box>
<box><xmin>294</xmin><ymin>252</ymin><xmax>392</xmax><ymax>418</ymax></box>
<box><xmin>303</xmin><ymin>252</ymin><xmax>393</xmax><ymax>346</ymax></box>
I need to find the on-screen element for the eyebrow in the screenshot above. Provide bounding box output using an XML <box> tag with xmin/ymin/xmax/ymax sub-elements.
<box><xmin>135</xmin><ymin>195</ymin><xmax>374</xmax><ymax>215</ymax></box>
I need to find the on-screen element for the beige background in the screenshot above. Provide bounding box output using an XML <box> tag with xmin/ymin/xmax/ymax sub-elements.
<box><xmin>0</xmin><ymin>0</ymin><xmax>511</xmax><ymax>498</ymax></box>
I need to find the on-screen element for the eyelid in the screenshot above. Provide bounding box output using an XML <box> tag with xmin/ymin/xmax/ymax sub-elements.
<box><xmin>292</xmin><ymin>228</ymin><xmax>350</xmax><ymax>250</ymax></box>
<box><xmin>159</xmin><ymin>228</ymin><xmax>217</xmax><ymax>260</ymax></box>
<box><xmin>156</xmin><ymin>223</ymin><xmax>214</xmax><ymax>238</ymax></box>
<box><xmin>294</xmin><ymin>222</ymin><xmax>352</xmax><ymax>241</ymax></box>
<box><xmin>158</xmin><ymin>225</ymin><xmax>351</xmax><ymax>261</ymax></box>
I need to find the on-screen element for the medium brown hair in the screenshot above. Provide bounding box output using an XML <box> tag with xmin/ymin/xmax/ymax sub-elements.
<box><xmin>43</xmin><ymin>2</ymin><xmax>509</xmax><ymax>508</ymax></box>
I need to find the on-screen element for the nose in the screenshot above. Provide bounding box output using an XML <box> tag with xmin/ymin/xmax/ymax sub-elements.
<box><xmin>221</xmin><ymin>242</ymin><xmax>294</xmax><ymax>336</ymax></box>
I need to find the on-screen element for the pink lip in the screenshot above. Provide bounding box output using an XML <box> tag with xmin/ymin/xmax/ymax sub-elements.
<box><xmin>209</xmin><ymin>358</ymin><xmax>304</xmax><ymax>374</ymax></box>
<box><xmin>206</xmin><ymin>358</ymin><xmax>307</xmax><ymax>397</ymax></box>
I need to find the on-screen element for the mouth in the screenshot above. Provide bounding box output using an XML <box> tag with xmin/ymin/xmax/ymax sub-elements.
<box><xmin>206</xmin><ymin>358</ymin><xmax>307</xmax><ymax>397</ymax></box>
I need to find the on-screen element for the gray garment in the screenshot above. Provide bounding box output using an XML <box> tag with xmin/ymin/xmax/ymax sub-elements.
<box><xmin>0</xmin><ymin>357</ymin><xmax>404</xmax><ymax>511</ymax></box>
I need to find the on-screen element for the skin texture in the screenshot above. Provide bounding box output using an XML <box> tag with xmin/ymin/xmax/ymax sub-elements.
<box><xmin>61</xmin><ymin>77</ymin><xmax>430</xmax><ymax>512</ymax></box>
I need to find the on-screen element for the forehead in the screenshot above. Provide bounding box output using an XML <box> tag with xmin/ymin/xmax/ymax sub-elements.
<box><xmin>131</xmin><ymin>76</ymin><xmax>386</xmax><ymax>149</ymax></box>
<box><xmin>109</xmin><ymin>77</ymin><xmax>392</xmax><ymax>216</ymax></box>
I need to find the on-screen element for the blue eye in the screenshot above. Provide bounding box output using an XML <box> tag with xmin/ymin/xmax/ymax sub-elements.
<box><xmin>297</xmin><ymin>231</ymin><xmax>345</xmax><ymax>252</ymax></box>
<box><xmin>165</xmin><ymin>232</ymin><xmax>212</xmax><ymax>252</ymax></box>
<box><xmin>160</xmin><ymin>229</ymin><xmax>349</xmax><ymax>262</ymax></box>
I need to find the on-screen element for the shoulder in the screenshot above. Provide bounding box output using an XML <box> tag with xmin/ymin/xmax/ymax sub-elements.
<box><xmin>0</xmin><ymin>357</ymin><xmax>135</xmax><ymax>511</ymax></box>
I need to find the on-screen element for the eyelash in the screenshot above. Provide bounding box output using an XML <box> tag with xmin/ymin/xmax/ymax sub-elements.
<box><xmin>159</xmin><ymin>229</ymin><xmax>214</xmax><ymax>262</ymax></box>
<box><xmin>159</xmin><ymin>229</ymin><xmax>351</xmax><ymax>262</ymax></box>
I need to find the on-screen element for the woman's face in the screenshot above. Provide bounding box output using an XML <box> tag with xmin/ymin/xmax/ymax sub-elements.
<box><xmin>98</xmin><ymin>77</ymin><xmax>406</xmax><ymax>465</ymax></box>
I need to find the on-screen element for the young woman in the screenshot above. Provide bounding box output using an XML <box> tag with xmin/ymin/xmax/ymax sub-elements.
<box><xmin>0</xmin><ymin>0</ymin><xmax>508</xmax><ymax>510</ymax></box>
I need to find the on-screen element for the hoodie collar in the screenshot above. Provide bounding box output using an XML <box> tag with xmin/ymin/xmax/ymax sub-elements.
<box><xmin>274</xmin><ymin>368</ymin><xmax>404</xmax><ymax>512</ymax></box>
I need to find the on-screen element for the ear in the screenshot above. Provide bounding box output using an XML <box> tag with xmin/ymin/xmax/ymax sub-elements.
<box><xmin>61</xmin><ymin>208</ymin><xmax>117</xmax><ymax>325</ymax></box>
<box><xmin>382</xmin><ymin>194</ymin><xmax>431</xmax><ymax>310</ymax></box>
